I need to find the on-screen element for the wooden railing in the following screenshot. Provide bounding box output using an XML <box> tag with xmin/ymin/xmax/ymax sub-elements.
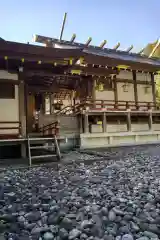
<box><xmin>53</xmin><ymin>100</ymin><xmax>158</xmax><ymax>116</ymax></box>
<box><xmin>0</xmin><ymin>121</ymin><xmax>21</xmax><ymax>138</ymax></box>
<box><xmin>38</xmin><ymin>121</ymin><xmax>59</xmax><ymax>136</ymax></box>
<box><xmin>56</xmin><ymin>102</ymin><xmax>86</xmax><ymax>115</ymax></box>
<box><xmin>82</xmin><ymin>99</ymin><xmax>158</xmax><ymax>111</ymax></box>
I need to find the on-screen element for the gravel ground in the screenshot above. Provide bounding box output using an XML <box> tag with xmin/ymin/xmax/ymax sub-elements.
<box><xmin>1</xmin><ymin>145</ymin><xmax>160</xmax><ymax>240</ymax></box>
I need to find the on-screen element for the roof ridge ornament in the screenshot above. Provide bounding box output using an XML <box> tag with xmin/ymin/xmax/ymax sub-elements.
<box><xmin>149</xmin><ymin>38</ymin><xmax>160</xmax><ymax>58</ymax></box>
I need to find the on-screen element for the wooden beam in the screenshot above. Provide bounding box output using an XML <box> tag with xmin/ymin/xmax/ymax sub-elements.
<box><xmin>25</xmin><ymin>71</ymin><xmax>81</xmax><ymax>78</ymax></box>
<box><xmin>0</xmin><ymin>79</ymin><xmax>20</xmax><ymax>85</ymax></box>
<box><xmin>132</xmin><ymin>70</ymin><xmax>138</xmax><ymax>109</ymax></box>
<box><xmin>70</xmin><ymin>65</ymin><xmax>118</xmax><ymax>76</ymax></box>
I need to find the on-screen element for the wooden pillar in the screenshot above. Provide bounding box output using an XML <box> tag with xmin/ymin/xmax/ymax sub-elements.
<box><xmin>151</xmin><ymin>73</ymin><xmax>156</xmax><ymax>109</ymax></box>
<box><xmin>148</xmin><ymin>111</ymin><xmax>153</xmax><ymax>130</ymax></box>
<box><xmin>49</xmin><ymin>94</ymin><xmax>52</xmax><ymax>114</ymax></box>
<box><xmin>51</xmin><ymin>93</ymin><xmax>54</xmax><ymax>114</ymax></box>
<box><xmin>102</xmin><ymin>112</ymin><xmax>107</xmax><ymax>132</ymax></box>
<box><xmin>132</xmin><ymin>70</ymin><xmax>138</xmax><ymax>109</ymax></box>
<box><xmin>127</xmin><ymin>111</ymin><xmax>131</xmax><ymax>131</ymax></box>
<box><xmin>113</xmin><ymin>76</ymin><xmax>118</xmax><ymax>108</ymax></box>
<box><xmin>18</xmin><ymin>71</ymin><xmax>27</xmax><ymax>137</ymax></box>
<box><xmin>24</xmin><ymin>83</ymin><xmax>28</xmax><ymax>136</ymax></box>
<box><xmin>79</xmin><ymin>115</ymin><xmax>83</xmax><ymax>133</ymax></box>
<box><xmin>18</xmin><ymin>70</ymin><xmax>27</xmax><ymax>158</ymax></box>
<box><xmin>84</xmin><ymin>114</ymin><xmax>89</xmax><ymax>133</ymax></box>
<box><xmin>42</xmin><ymin>94</ymin><xmax>46</xmax><ymax>114</ymax></box>
<box><xmin>92</xmin><ymin>77</ymin><xmax>96</xmax><ymax>107</ymax></box>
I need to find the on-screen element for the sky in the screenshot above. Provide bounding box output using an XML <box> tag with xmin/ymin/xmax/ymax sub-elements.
<box><xmin>0</xmin><ymin>0</ymin><xmax>160</xmax><ymax>52</ymax></box>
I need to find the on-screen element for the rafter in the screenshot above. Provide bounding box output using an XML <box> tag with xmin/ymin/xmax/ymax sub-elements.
<box><xmin>113</xmin><ymin>42</ymin><xmax>120</xmax><ymax>50</ymax></box>
<box><xmin>99</xmin><ymin>40</ymin><xmax>107</xmax><ymax>49</ymax></box>
<box><xmin>126</xmin><ymin>45</ymin><xmax>133</xmax><ymax>52</ymax></box>
<box><xmin>70</xmin><ymin>34</ymin><xmax>76</xmax><ymax>43</ymax></box>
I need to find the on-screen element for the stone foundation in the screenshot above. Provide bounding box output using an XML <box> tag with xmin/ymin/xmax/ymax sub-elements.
<box><xmin>80</xmin><ymin>131</ymin><xmax>160</xmax><ymax>149</ymax></box>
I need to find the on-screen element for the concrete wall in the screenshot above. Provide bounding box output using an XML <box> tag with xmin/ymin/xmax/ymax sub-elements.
<box><xmin>90</xmin><ymin>123</ymin><xmax>150</xmax><ymax>133</ymax></box>
<box><xmin>153</xmin><ymin>124</ymin><xmax>160</xmax><ymax>131</ymax></box>
<box><xmin>131</xmin><ymin>123</ymin><xmax>149</xmax><ymax>131</ymax></box>
<box><xmin>0</xmin><ymin>71</ymin><xmax>19</xmax><ymax>135</ymax></box>
<box><xmin>80</xmin><ymin>131</ymin><xmax>160</xmax><ymax>149</ymax></box>
<box><xmin>107</xmin><ymin>123</ymin><xmax>128</xmax><ymax>132</ymax></box>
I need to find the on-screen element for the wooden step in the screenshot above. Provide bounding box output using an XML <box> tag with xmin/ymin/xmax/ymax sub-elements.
<box><xmin>31</xmin><ymin>154</ymin><xmax>57</xmax><ymax>159</ymax></box>
<box><xmin>30</xmin><ymin>145</ymin><xmax>55</xmax><ymax>150</ymax></box>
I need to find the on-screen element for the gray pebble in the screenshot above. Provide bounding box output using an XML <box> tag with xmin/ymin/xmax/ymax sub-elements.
<box><xmin>122</xmin><ymin>234</ymin><xmax>134</xmax><ymax>240</ymax></box>
<box><xmin>69</xmin><ymin>229</ymin><xmax>81</xmax><ymax>239</ymax></box>
<box><xmin>108</xmin><ymin>210</ymin><xmax>116</xmax><ymax>221</ymax></box>
<box><xmin>43</xmin><ymin>232</ymin><xmax>54</xmax><ymax>240</ymax></box>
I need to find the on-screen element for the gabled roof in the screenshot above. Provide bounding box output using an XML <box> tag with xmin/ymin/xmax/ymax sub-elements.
<box><xmin>0</xmin><ymin>40</ymin><xmax>83</xmax><ymax>63</ymax></box>
<box><xmin>33</xmin><ymin>35</ymin><xmax>160</xmax><ymax>71</ymax></box>
<box><xmin>1</xmin><ymin>36</ymin><xmax>160</xmax><ymax>72</ymax></box>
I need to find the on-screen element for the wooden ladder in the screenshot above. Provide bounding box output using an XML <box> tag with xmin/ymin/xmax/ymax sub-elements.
<box><xmin>27</xmin><ymin>135</ymin><xmax>61</xmax><ymax>167</ymax></box>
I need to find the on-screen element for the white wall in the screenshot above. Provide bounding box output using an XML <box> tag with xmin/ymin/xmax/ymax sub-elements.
<box><xmin>117</xmin><ymin>82</ymin><xmax>135</xmax><ymax>102</ymax></box>
<box><xmin>95</xmin><ymin>90</ymin><xmax>114</xmax><ymax>101</ymax></box>
<box><xmin>0</xmin><ymin>71</ymin><xmax>19</xmax><ymax>135</ymax></box>
<box><xmin>117</xmin><ymin>70</ymin><xmax>133</xmax><ymax>80</ymax></box>
<box><xmin>136</xmin><ymin>72</ymin><xmax>151</xmax><ymax>82</ymax></box>
<box><xmin>137</xmin><ymin>84</ymin><xmax>153</xmax><ymax>102</ymax></box>
<box><xmin>94</xmin><ymin>71</ymin><xmax>153</xmax><ymax>107</ymax></box>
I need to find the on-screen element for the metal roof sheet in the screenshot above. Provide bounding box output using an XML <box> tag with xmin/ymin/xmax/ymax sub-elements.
<box><xmin>83</xmin><ymin>48</ymin><xmax>160</xmax><ymax>66</ymax></box>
